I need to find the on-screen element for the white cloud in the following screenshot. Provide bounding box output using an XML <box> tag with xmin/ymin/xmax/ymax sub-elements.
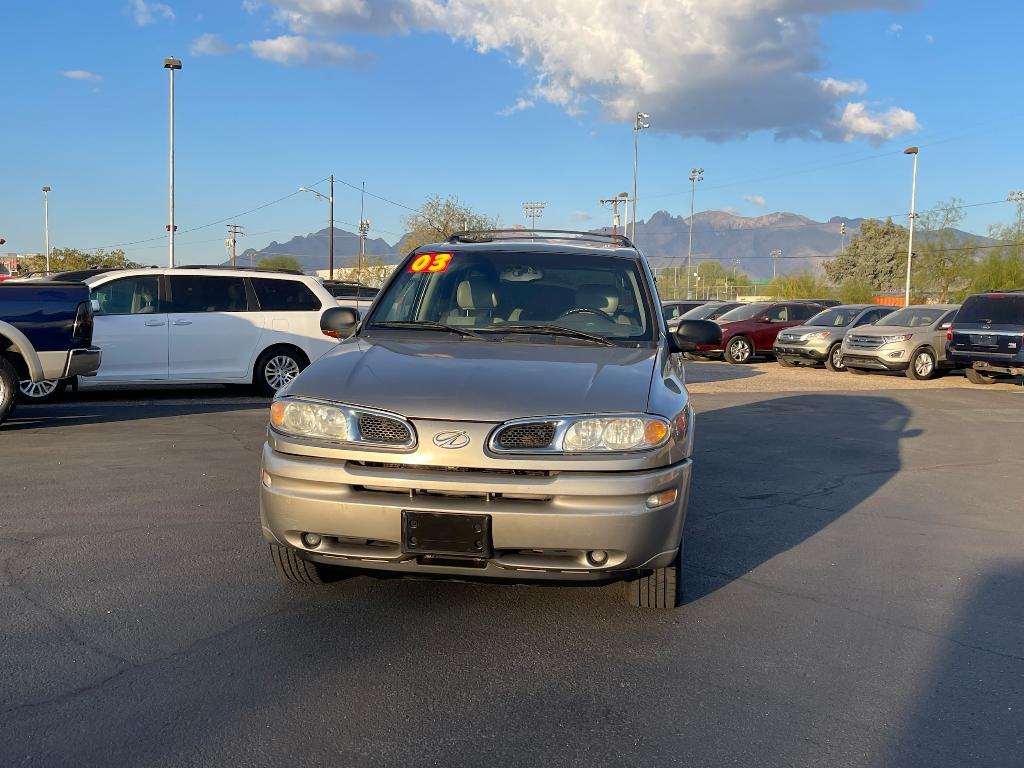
<box><xmin>249</xmin><ymin>35</ymin><xmax>360</xmax><ymax>66</ymax></box>
<box><xmin>925</xmin><ymin>33</ymin><xmax>934</xmax><ymax>44</ymax></box>
<box><xmin>191</xmin><ymin>33</ymin><xmax>235</xmax><ymax>56</ymax></box>
<box><xmin>497</xmin><ymin>97</ymin><xmax>534</xmax><ymax>116</ymax></box>
<box><xmin>743</xmin><ymin>195</ymin><xmax>767</xmax><ymax>207</ymax></box>
<box><xmin>572</xmin><ymin>211</ymin><xmax>593</xmax><ymax>222</ymax></box>
<box><xmin>819</xmin><ymin>77</ymin><xmax>867</xmax><ymax>97</ymax></box>
<box><xmin>252</xmin><ymin>0</ymin><xmax>919</xmax><ymax>142</ymax></box>
<box><xmin>837</xmin><ymin>102</ymin><xmax>919</xmax><ymax>144</ymax></box>
<box><xmin>62</xmin><ymin>70</ymin><xmax>102</xmax><ymax>81</ymax></box>
<box><xmin>889</xmin><ymin>22</ymin><xmax>903</xmax><ymax>35</ymax></box>
<box><xmin>130</xmin><ymin>0</ymin><xmax>175</xmax><ymax>26</ymax></box>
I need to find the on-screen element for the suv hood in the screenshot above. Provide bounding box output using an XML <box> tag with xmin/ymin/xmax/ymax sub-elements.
<box><xmin>287</xmin><ymin>335</ymin><xmax>658</xmax><ymax>422</ymax></box>
<box><xmin>848</xmin><ymin>324</ymin><xmax>924</xmax><ymax>338</ymax></box>
<box><xmin>778</xmin><ymin>324</ymin><xmax>850</xmax><ymax>337</ymax></box>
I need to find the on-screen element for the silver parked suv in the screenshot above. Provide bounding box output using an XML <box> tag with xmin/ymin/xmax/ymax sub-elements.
<box><xmin>259</xmin><ymin>230</ymin><xmax>721</xmax><ymax>608</ymax></box>
<box><xmin>840</xmin><ymin>304</ymin><xmax>959</xmax><ymax>380</ymax></box>
<box><xmin>773</xmin><ymin>304</ymin><xmax>895</xmax><ymax>372</ymax></box>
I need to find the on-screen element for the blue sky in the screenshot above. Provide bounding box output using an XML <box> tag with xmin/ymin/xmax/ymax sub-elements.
<box><xmin>2</xmin><ymin>0</ymin><xmax>1023</xmax><ymax>266</ymax></box>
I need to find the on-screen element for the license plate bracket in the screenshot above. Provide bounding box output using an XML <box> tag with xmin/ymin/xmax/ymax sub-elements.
<box><xmin>402</xmin><ymin>511</ymin><xmax>491</xmax><ymax>558</ymax></box>
<box><xmin>974</xmin><ymin>334</ymin><xmax>996</xmax><ymax>346</ymax></box>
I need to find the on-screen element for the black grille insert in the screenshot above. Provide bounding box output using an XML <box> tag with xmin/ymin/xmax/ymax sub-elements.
<box><xmin>357</xmin><ymin>414</ymin><xmax>412</xmax><ymax>444</ymax></box>
<box><xmin>495</xmin><ymin>422</ymin><xmax>557</xmax><ymax>450</ymax></box>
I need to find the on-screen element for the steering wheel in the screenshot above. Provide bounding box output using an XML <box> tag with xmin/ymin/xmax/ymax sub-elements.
<box><xmin>558</xmin><ymin>307</ymin><xmax>615</xmax><ymax>322</ymax></box>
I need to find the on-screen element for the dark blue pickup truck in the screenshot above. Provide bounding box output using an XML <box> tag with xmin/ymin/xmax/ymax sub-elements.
<box><xmin>0</xmin><ymin>282</ymin><xmax>102</xmax><ymax>424</ymax></box>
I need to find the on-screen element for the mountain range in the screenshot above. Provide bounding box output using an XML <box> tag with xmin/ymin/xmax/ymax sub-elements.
<box><xmin>239</xmin><ymin>210</ymin><xmax>991</xmax><ymax>280</ymax></box>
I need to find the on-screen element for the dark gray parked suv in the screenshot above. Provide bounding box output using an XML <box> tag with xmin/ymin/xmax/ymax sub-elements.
<box><xmin>259</xmin><ymin>230</ymin><xmax>721</xmax><ymax>608</ymax></box>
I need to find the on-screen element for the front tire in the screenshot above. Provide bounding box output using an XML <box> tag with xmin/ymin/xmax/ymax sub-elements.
<box><xmin>626</xmin><ymin>546</ymin><xmax>682</xmax><ymax>609</ymax></box>
<box><xmin>824</xmin><ymin>343</ymin><xmax>846</xmax><ymax>372</ymax></box>
<box><xmin>906</xmin><ymin>347</ymin><xmax>937</xmax><ymax>380</ymax></box>
<box><xmin>254</xmin><ymin>347</ymin><xmax>309</xmax><ymax>397</ymax></box>
<box><xmin>0</xmin><ymin>356</ymin><xmax>18</xmax><ymax>425</ymax></box>
<box><xmin>965</xmin><ymin>367</ymin><xmax>998</xmax><ymax>385</ymax></box>
<box><xmin>270</xmin><ymin>543</ymin><xmax>348</xmax><ymax>584</ymax></box>
<box><xmin>724</xmin><ymin>336</ymin><xmax>753</xmax><ymax>364</ymax></box>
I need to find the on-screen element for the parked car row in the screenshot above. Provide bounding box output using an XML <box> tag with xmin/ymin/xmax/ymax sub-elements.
<box><xmin>668</xmin><ymin>291</ymin><xmax>1024</xmax><ymax>385</ymax></box>
<box><xmin>2</xmin><ymin>266</ymin><xmax>382</xmax><ymax>403</ymax></box>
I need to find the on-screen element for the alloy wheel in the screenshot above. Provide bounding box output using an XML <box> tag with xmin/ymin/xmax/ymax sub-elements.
<box><xmin>264</xmin><ymin>355</ymin><xmax>301</xmax><ymax>391</ymax></box>
<box><xmin>914</xmin><ymin>351</ymin><xmax>934</xmax><ymax>378</ymax></box>
<box><xmin>20</xmin><ymin>379</ymin><xmax>60</xmax><ymax>399</ymax></box>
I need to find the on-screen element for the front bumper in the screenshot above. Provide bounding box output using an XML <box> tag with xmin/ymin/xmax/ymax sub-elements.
<box><xmin>773</xmin><ymin>342</ymin><xmax>829</xmax><ymax>362</ymax></box>
<box><xmin>260</xmin><ymin>444</ymin><xmax>691</xmax><ymax>581</ymax></box>
<box><xmin>840</xmin><ymin>351</ymin><xmax>909</xmax><ymax>371</ymax></box>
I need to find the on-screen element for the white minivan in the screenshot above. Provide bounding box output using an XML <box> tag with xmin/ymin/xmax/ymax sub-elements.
<box><xmin>72</xmin><ymin>268</ymin><xmax>340</xmax><ymax>396</ymax></box>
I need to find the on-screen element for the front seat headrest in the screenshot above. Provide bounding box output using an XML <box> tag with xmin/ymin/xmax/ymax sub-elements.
<box><xmin>577</xmin><ymin>284</ymin><xmax>620</xmax><ymax>315</ymax></box>
<box><xmin>457</xmin><ymin>279</ymin><xmax>497</xmax><ymax>310</ymax></box>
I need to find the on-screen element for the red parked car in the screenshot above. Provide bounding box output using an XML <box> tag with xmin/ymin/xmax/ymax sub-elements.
<box><xmin>695</xmin><ymin>301</ymin><xmax>823</xmax><ymax>363</ymax></box>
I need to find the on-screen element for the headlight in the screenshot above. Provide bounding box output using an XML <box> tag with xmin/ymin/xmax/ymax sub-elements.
<box><xmin>270</xmin><ymin>398</ymin><xmax>415</xmax><ymax>447</ymax></box>
<box><xmin>805</xmin><ymin>331</ymin><xmax>831</xmax><ymax>339</ymax></box>
<box><xmin>881</xmin><ymin>334</ymin><xmax>913</xmax><ymax>344</ymax></box>
<box><xmin>563</xmin><ymin>416</ymin><xmax>670</xmax><ymax>452</ymax></box>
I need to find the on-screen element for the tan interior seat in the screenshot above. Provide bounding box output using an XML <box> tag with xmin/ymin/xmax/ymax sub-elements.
<box><xmin>443</xmin><ymin>279</ymin><xmax>501</xmax><ymax>326</ymax></box>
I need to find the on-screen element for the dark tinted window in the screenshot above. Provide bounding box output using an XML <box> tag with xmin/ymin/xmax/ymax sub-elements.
<box><xmin>788</xmin><ymin>304</ymin><xmax>819</xmax><ymax>321</ymax></box>
<box><xmin>718</xmin><ymin>302</ymin><xmax>772</xmax><ymax>321</ymax></box>
<box><xmin>170</xmin><ymin>276</ymin><xmax>249</xmax><ymax>313</ymax></box>
<box><xmin>92</xmin><ymin>276</ymin><xmax>161</xmax><ymax>315</ymax></box>
<box><xmin>251</xmin><ymin>278</ymin><xmax>322</xmax><ymax>311</ymax></box>
<box><xmin>808</xmin><ymin>307</ymin><xmax>861</xmax><ymax>327</ymax></box>
<box><xmin>326</xmin><ymin>283</ymin><xmax>378</xmax><ymax>300</ymax></box>
<box><xmin>682</xmin><ymin>302</ymin><xmax>740</xmax><ymax>320</ymax></box>
<box><xmin>956</xmin><ymin>294</ymin><xmax>1024</xmax><ymax>325</ymax></box>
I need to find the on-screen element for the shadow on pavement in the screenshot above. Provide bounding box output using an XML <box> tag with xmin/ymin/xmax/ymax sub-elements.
<box><xmin>683</xmin><ymin>393</ymin><xmax>915</xmax><ymax>602</ymax></box>
<box><xmin>683</xmin><ymin>357</ymin><xmax>765</xmax><ymax>384</ymax></box>
<box><xmin>880</xmin><ymin>563</ymin><xmax>1024</xmax><ymax>767</ymax></box>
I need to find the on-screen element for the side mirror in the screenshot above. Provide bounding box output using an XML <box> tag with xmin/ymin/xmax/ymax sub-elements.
<box><xmin>671</xmin><ymin>319</ymin><xmax>722</xmax><ymax>352</ymax></box>
<box><xmin>321</xmin><ymin>306</ymin><xmax>359</xmax><ymax>339</ymax></box>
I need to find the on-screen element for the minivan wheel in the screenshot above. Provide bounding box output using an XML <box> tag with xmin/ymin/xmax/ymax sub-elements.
<box><xmin>18</xmin><ymin>378</ymin><xmax>68</xmax><ymax>403</ymax></box>
<box><xmin>965</xmin><ymin>367</ymin><xmax>998</xmax><ymax>385</ymax></box>
<box><xmin>906</xmin><ymin>348</ymin><xmax>936</xmax><ymax>380</ymax></box>
<box><xmin>254</xmin><ymin>347</ymin><xmax>309</xmax><ymax>397</ymax></box>
<box><xmin>626</xmin><ymin>547</ymin><xmax>683</xmax><ymax>609</ymax></box>
<box><xmin>824</xmin><ymin>343</ymin><xmax>846</xmax><ymax>372</ymax></box>
<box><xmin>270</xmin><ymin>543</ymin><xmax>348</xmax><ymax>584</ymax></box>
<box><xmin>725</xmin><ymin>336</ymin><xmax>753</xmax><ymax>364</ymax></box>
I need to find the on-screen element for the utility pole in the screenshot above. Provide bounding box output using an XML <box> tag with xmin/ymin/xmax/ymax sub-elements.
<box><xmin>686</xmin><ymin>167</ymin><xmax>704</xmax><ymax>299</ymax></box>
<box><xmin>903</xmin><ymin>146</ymin><xmax>919</xmax><ymax>307</ymax></box>
<box><xmin>163</xmin><ymin>56</ymin><xmax>182</xmax><ymax>268</ymax></box>
<box><xmin>226</xmin><ymin>224</ymin><xmax>244</xmax><ymax>268</ymax></box>
<box><xmin>329</xmin><ymin>175</ymin><xmax>335</xmax><ymax>280</ymax></box>
<box><xmin>358</xmin><ymin>182</ymin><xmax>370</xmax><ymax>282</ymax></box>
<box><xmin>599</xmin><ymin>195</ymin><xmax>627</xmax><ymax>237</ymax></box>
<box><xmin>523</xmin><ymin>201</ymin><xmax>546</xmax><ymax>231</ymax></box>
<box><xmin>41</xmin><ymin>186</ymin><xmax>51</xmax><ymax>272</ymax></box>
<box><xmin>770</xmin><ymin>249</ymin><xmax>782</xmax><ymax>280</ymax></box>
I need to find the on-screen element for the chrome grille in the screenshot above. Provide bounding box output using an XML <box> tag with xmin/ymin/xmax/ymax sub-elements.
<box><xmin>847</xmin><ymin>334</ymin><xmax>883</xmax><ymax>350</ymax></box>
<box><xmin>777</xmin><ymin>333</ymin><xmax>807</xmax><ymax>346</ymax></box>
<box><xmin>357</xmin><ymin>414</ymin><xmax>412</xmax><ymax>444</ymax></box>
<box><xmin>494</xmin><ymin>422</ymin><xmax>557</xmax><ymax>450</ymax></box>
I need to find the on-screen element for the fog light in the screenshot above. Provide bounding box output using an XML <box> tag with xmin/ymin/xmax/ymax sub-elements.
<box><xmin>645</xmin><ymin>488</ymin><xmax>678</xmax><ymax>508</ymax></box>
<box><xmin>261</xmin><ymin>469</ymin><xmax>272</xmax><ymax>487</ymax></box>
<box><xmin>587</xmin><ymin>550</ymin><xmax>609</xmax><ymax>567</ymax></box>
<box><xmin>888</xmin><ymin>350</ymin><xmax>905</xmax><ymax>358</ymax></box>
<box><xmin>302</xmin><ymin>533</ymin><xmax>322</xmax><ymax>548</ymax></box>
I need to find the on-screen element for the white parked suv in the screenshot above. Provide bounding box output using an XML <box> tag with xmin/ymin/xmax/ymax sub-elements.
<box><xmin>76</xmin><ymin>268</ymin><xmax>340</xmax><ymax>395</ymax></box>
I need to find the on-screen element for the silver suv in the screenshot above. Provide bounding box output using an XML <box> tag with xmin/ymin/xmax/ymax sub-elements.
<box><xmin>258</xmin><ymin>230</ymin><xmax>721</xmax><ymax>608</ymax></box>
<box><xmin>840</xmin><ymin>304</ymin><xmax>960</xmax><ymax>380</ymax></box>
<box><xmin>773</xmin><ymin>304</ymin><xmax>895</xmax><ymax>372</ymax></box>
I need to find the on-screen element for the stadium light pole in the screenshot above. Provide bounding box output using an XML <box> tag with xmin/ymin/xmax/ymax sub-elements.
<box><xmin>299</xmin><ymin>176</ymin><xmax>335</xmax><ymax>279</ymax></box>
<box><xmin>631</xmin><ymin>112</ymin><xmax>650</xmax><ymax>242</ymax></box>
<box><xmin>163</xmin><ymin>56</ymin><xmax>182</xmax><ymax>268</ymax></box>
<box><xmin>41</xmin><ymin>186</ymin><xmax>51</xmax><ymax>272</ymax></box>
<box><xmin>686</xmin><ymin>167</ymin><xmax>703</xmax><ymax>298</ymax></box>
<box><xmin>903</xmin><ymin>146</ymin><xmax>919</xmax><ymax>307</ymax></box>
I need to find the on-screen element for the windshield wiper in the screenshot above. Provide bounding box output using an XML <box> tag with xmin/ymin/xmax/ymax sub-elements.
<box><xmin>487</xmin><ymin>324</ymin><xmax>616</xmax><ymax>346</ymax></box>
<box><xmin>369</xmin><ymin>320</ymin><xmax>488</xmax><ymax>340</ymax></box>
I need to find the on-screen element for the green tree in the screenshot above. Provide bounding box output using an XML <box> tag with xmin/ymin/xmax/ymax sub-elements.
<box><xmin>258</xmin><ymin>255</ymin><xmax>304</xmax><ymax>272</ymax></box>
<box><xmin>766</xmin><ymin>269</ymin><xmax>835</xmax><ymax>300</ymax></box>
<box><xmin>961</xmin><ymin>222</ymin><xmax>1024</xmax><ymax>296</ymax></box>
<box><xmin>399</xmin><ymin>195</ymin><xmax>499</xmax><ymax>253</ymax></box>
<box><xmin>825</xmin><ymin>218</ymin><xmax>907</xmax><ymax>291</ymax></box>
<box><xmin>18</xmin><ymin>247</ymin><xmax>140</xmax><ymax>275</ymax></box>
<box><xmin>914</xmin><ymin>198</ymin><xmax>975</xmax><ymax>302</ymax></box>
<box><xmin>837</xmin><ymin>278</ymin><xmax>876</xmax><ymax>304</ymax></box>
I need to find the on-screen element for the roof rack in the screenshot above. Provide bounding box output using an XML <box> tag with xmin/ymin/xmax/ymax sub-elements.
<box><xmin>181</xmin><ymin>264</ymin><xmax>306</xmax><ymax>275</ymax></box>
<box><xmin>447</xmin><ymin>229</ymin><xmax>635</xmax><ymax>248</ymax></box>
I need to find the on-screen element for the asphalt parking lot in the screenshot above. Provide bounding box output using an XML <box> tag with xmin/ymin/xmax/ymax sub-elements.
<box><xmin>2</xmin><ymin>376</ymin><xmax>1023</xmax><ymax>767</ymax></box>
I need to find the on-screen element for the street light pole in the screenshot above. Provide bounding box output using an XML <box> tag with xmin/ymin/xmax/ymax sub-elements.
<box><xmin>163</xmin><ymin>57</ymin><xmax>182</xmax><ymax>269</ymax></box>
<box><xmin>686</xmin><ymin>167</ymin><xmax>703</xmax><ymax>299</ymax></box>
<box><xmin>329</xmin><ymin>175</ymin><xmax>335</xmax><ymax>280</ymax></box>
<box><xmin>903</xmin><ymin>146</ymin><xmax>919</xmax><ymax>307</ymax></box>
<box><xmin>41</xmin><ymin>186</ymin><xmax>51</xmax><ymax>272</ymax></box>
<box><xmin>770</xmin><ymin>249</ymin><xmax>782</xmax><ymax>280</ymax></box>
<box><xmin>631</xmin><ymin>112</ymin><xmax>650</xmax><ymax>242</ymax></box>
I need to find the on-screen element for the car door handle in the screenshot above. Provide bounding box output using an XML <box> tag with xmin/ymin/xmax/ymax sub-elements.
<box><xmin>144</xmin><ymin>320</ymin><xmax>167</xmax><ymax>327</ymax></box>
<box><xmin>171</xmin><ymin>320</ymin><xmax>193</xmax><ymax>326</ymax></box>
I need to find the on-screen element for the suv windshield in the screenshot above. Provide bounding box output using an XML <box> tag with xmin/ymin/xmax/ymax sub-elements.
<box><xmin>808</xmin><ymin>307</ymin><xmax>862</xmax><ymax>327</ymax></box>
<box><xmin>717</xmin><ymin>302</ymin><xmax>771</xmax><ymax>322</ymax></box>
<box><xmin>956</xmin><ymin>294</ymin><xmax>1024</xmax><ymax>325</ymax></box>
<box><xmin>875</xmin><ymin>307</ymin><xmax>946</xmax><ymax>327</ymax></box>
<box><xmin>368</xmin><ymin>249</ymin><xmax>654</xmax><ymax>341</ymax></box>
